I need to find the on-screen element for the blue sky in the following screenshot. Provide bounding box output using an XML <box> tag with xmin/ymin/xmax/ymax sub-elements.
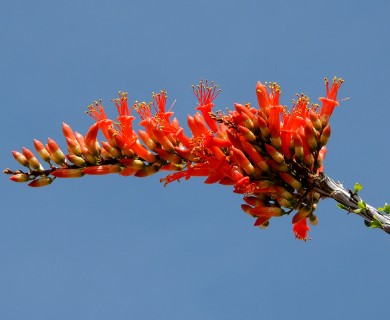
<box><xmin>1</xmin><ymin>0</ymin><xmax>390</xmax><ymax>319</ymax></box>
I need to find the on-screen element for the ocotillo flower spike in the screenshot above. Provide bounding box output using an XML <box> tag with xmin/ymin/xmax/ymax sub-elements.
<box><xmin>7</xmin><ymin>77</ymin><xmax>389</xmax><ymax>240</ymax></box>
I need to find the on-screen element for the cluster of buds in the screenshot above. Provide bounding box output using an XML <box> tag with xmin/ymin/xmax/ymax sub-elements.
<box><xmin>4</xmin><ymin>78</ymin><xmax>343</xmax><ymax>240</ymax></box>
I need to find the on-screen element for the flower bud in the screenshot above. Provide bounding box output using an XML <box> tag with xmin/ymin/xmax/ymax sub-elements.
<box><xmin>241</xmin><ymin>204</ymin><xmax>256</xmax><ymax>217</ymax></box>
<box><xmin>47</xmin><ymin>138</ymin><xmax>66</xmax><ymax>165</ymax></box>
<box><xmin>134</xmin><ymin>163</ymin><xmax>161</xmax><ymax>177</ymax></box>
<box><xmin>12</xmin><ymin>151</ymin><xmax>29</xmax><ymax>167</ymax></box>
<box><xmin>320</xmin><ymin>124</ymin><xmax>331</xmax><ymax>147</ymax></box>
<box><xmin>265</xmin><ymin>144</ymin><xmax>284</xmax><ymax>163</ymax></box>
<box><xmin>9</xmin><ymin>173</ymin><xmax>30</xmax><ymax>183</ymax></box>
<box><xmin>239</xmin><ymin>126</ymin><xmax>256</xmax><ymax>142</ymax></box>
<box><xmin>257</xmin><ymin>115</ymin><xmax>270</xmax><ymax>138</ymax></box>
<box><xmin>292</xmin><ymin>206</ymin><xmax>312</xmax><ymax>224</ymax></box>
<box><xmin>309</xmin><ymin>110</ymin><xmax>322</xmax><ymax>132</ymax></box>
<box><xmin>52</xmin><ymin>168</ymin><xmax>85</xmax><ymax>178</ymax></box>
<box><xmin>66</xmin><ymin>154</ymin><xmax>86</xmax><ymax>167</ymax></box>
<box><xmin>65</xmin><ymin>137</ymin><xmax>82</xmax><ymax>156</ymax></box>
<box><xmin>102</xmin><ymin>141</ymin><xmax>122</xmax><ymax>159</ymax></box>
<box><xmin>230</xmin><ymin>147</ymin><xmax>255</xmax><ymax>175</ymax></box>
<box><xmin>304</xmin><ymin>119</ymin><xmax>318</xmax><ymax>152</ymax></box>
<box><xmin>83</xmin><ymin>164</ymin><xmax>123</xmax><ymax>175</ymax></box>
<box><xmin>155</xmin><ymin>148</ymin><xmax>183</xmax><ymax>164</ymax></box>
<box><xmin>33</xmin><ymin>139</ymin><xmax>51</xmax><ymax>163</ymax></box>
<box><xmin>22</xmin><ymin>147</ymin><xmax>44</xmax><ymax>171</ymax></box>
<box><xmin>28</xmin><ymin>176</ymin><xmax>54</xmax><ymax>187</ymax></box>
<box><xmin>279</xmin><ymin>172</ymin><xmax>302</xmax><ymax>190</ymax></box>
<box><xmin>138</xmin><ymin>130</ymin><xmax>157</xmax><ymax>151</ymax></box>
<box><xmin>120</xmin><ymin>158</ymin><xmax>145</xmax><ymax>170</ymax></box>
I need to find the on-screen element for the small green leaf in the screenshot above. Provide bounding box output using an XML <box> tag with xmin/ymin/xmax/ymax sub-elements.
<box><xmin>337</xmin><ymin>204</ymin><xmax>348</xmax><ymax>210</ymax></box>
<box><xmin>378</xmin><ymin>203</ymin><xmax>390</xmax><ymax>214</ymax></box>
<box><xmin>371</xmin><ymin>220</ymin><xmax>383</xmax><ymax>228</ymax></box>
<box><xmin>353</xmin><ymin>208</ymin><xmax>363</xmax><ymax>214</ymax></box>
<box><xmin>354</xmin><ymin>183</ymin><xmax>363</xmax><ymax>194</ymax></box>
<box><xmin>364</xmin><ymin>220</ymin><xmax>383</xmax><ymax>229</ymax></box>
<box><xmin>358</xmin><ymin>201</ymin><xmax>366</xmax><ymax>210</ymax></box>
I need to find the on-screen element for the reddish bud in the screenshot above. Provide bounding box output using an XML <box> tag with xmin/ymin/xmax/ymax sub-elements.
<box><xmin>279</xmin><ymin>172</ymin><xmax>302</xmax><ymax>190</ymax></box>
<box><xmin>152</xmin><ymin>128</ymin><xmax>175</xmax><ymax>152</ymax></box>
<box><xmin>130</xmin><ymin>140</ymin><xmax>158</xmax><ymax>163</ymax></box>
<box><xmin>66</xmin><ymin>154</ymin><xmax>86</xmax><ymax>167</ymax></box>
<box><xmin>293</xmin><ymin>134</ymin><xmax>304</xmax><ymax>161</ymax></box>
<box><xmin>134</xmin><ymin>163</ymin><xmax>161</xmax><ymax>177</ymax></box>
<box><xmin>304</xmin><ymin>119</ymin><xmax>318</xmax><ymax>151</ymax></box>
<box><xmin>22</xmin><ymin>147</ymin><xmax>44</xmax><ymax>171</ymax></box>
<box><xmin>10</xmin><ymin>173</ymin><xmax>30</xmax><ymax>183</ymax></box>
<box><xmin>52</xmin><ymin>168</ymin><xmax>85</xmax><ymax>178</ymax></box>
<box><xmin>160</xmin><ymin>163</ymin><xmax>185</xmax><ymax>172</ymax></box>
<box><xmin>174</xmin><ymin>146</ymin><xmax>197</xmax><ymax>162</ymax></box>
<box><xmin>309</xmin><ymin>110</ymin><xmax>322</xmax><ymax>132</ymax></box>
<box><xmin>241</xmin><ymin>204</ymin><xmax>255</xmax><ymax>217</ymax></box>
<box><xmin>175</xmin><ymin>128</ymin><xmax>191</xmax><ymax>148</ymax></box>
<box><xmin>62</xmin><ymin>122</ymin><xmax>77</xmax><ymax>141</ymax></box>
<box><xmin>12</xmin><ymin>151</ymin><xmax>29</xmax><ymax>167</ymax></box>
<box><xmin>239</xmin><ymin>126</ymin><xmax>256</xmax><ymax>142</ymax></box>
<box><xmin>257</xmin><ymin>115</ymin><xmax>270</xmax><ymax>138</ymax></box>
<box><xmin>84</xmin><ymin>123</ymin><xmax>100</xmax><ymax>156</ymax></box>
<box><xmin>193</xmin><ymin>113</ymin><xmax>209</xmax><ymax>136</ymax></box>
<box><xmin>102</xmin><ymin>141</ymin><xmax>122</xmax><ymax>159</ymax></box>
<box><xmin>28</xmin><ymin>177</ymin><xmax>54</xmax><ymax>187</ymax></box>
<box><xmin>138</xmin><ymin>130</ymin><xmax>157</xmax><ymax>151</ymax></box>
<box><xmin>240</xmin><ymin>139</ymin><xmax>269</xmax><ymax>172</ymax></box>
<box><xmin>230</xmin><ymin>147</ymin><xmax>255</xmax><ymax>175</ymax></box>
<box><xmin>243</xmin><ymin>196</ymin><xmax>265</xmax><ymax>207</ymax></box>
<box><xmin>83</xmin><ymin>164</ymin><xmax>123</xmax><ymax>175</ymax></box>
<box><xmin>120</xmin><ymin>158</ymin><xmax>145</xmax><ymax>170</ymax></box>
<box><xmin>65</xmin><ymin>137</ymin><xmax>83</xmax><ymax>156</ymax></box>
<box><xmin>155</xmin><ymin>148</ymin><xmax>182</xmax><ymax>164</ymax></box>
<box><xmin>320</xmin><ymin>124</ymin><xmax>331</xmax><ymax>147</ymax></box>
<box><xmin>47</xmin><ymin>138</ymin><xmax>66</xmax><ymax>165</ymax></box>
<box><xmin>265</xmin><ymin>144</ymin><xmax>284</xmax><ymax>163</ymax></box>
<box><xmin>33</xmin><ymin>139</ymin><xmax>51</xmax><ymax>163</ymax></box>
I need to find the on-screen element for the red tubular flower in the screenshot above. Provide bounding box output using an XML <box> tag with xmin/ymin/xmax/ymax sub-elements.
<box><xmin>293</xmin><ymin>218</ymin><xmax>310</xmax><ymax>241</ymax></box>
<box><xmin>87</xmin><ymin>100</ymin><xmax>114</xmax><ymax>141</ymax></box>
<box><xmin>193</xmin><ymin>80</ymin><xmax>220</xmax><ymax>132</ymax></box>
<box><xmin>256</xmin><ymin>81</ymin><xmax>269</xmax><ymax>113</ymax></box>
<box><xmin>319</xmin><ymin>77</ymin><xmax>343</xmax><ymax>124</ymax></box>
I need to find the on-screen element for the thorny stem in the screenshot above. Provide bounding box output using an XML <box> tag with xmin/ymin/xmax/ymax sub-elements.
<box><xmin>312</xmin><ymin>173</ymin><xmax>390</xmax><ymax>234</ymax></box>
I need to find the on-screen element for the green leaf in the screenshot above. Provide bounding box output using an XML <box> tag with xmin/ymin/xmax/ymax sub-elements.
<box><xmin>358</xmin><ymin>201</ymin><xmax>366</xmax><ymax>210</ymax></box>
<box><xmin>364</xmin><ymin>220</ymin><xmax>383</xmax><ymax>229</ymax></box>
<box><xmin>354</xmin><ymin>183</ymin><xmax>363</xmax><ymax>194</ymax></box>
<box><xmin>371</xmin><ymin>220</ymin><xmax>383</xmax><ymax>228</ymax></box>
<box><xmin>378</xmin><ymin>203</ymin><xmax>390</xmax><ymax>214</ymax></box>
<box><xmin>337</xmin><ymin>204</ymin><xmax>348</xmax><ymax>211</ymax></box>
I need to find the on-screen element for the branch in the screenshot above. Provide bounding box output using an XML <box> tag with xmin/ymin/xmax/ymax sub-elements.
<box><xmin>312</xmin><ymin>173</ymin><xmax>390</xmax><ymax>234</ymax></box>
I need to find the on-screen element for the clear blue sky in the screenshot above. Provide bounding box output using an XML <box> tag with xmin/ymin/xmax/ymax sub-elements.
<box><xmin>1</xmin><ymin>1</ymin><xmax>390</xmax><ymax>319</ymax></box>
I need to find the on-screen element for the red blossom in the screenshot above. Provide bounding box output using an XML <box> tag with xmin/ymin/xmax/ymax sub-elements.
<box><xmin>6</xmin><ymin>78</ymin><xmax>344</xmax><ymax>241</ymax></box>
<box><xmin>293</xmin><ymin>218</ymin><xmax>310</xmax><ymax>241</ymax></box>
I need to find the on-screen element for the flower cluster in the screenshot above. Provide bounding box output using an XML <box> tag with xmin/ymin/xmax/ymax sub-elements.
<box><xmin>4</xmin><ymin>78</ymin><xmax>343</xmax><ymax>240</ymax></box>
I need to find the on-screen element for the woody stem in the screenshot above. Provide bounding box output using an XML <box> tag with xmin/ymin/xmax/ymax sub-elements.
<box><xmin>312</xmin><ymin>173</ymin><xmax>390</xmax><ymax>234</ymax></box>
